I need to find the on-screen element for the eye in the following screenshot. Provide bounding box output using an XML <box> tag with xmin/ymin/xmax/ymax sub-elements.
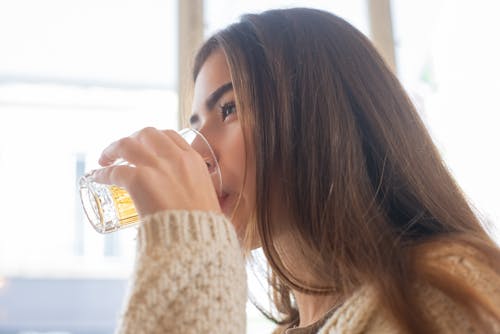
<box><xmin>219</xmin><ymin>101</ymin><xmax>236</xmax><ymax>121</ymax></box>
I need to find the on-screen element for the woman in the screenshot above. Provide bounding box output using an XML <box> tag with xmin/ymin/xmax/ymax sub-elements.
<box><xmin>93</xmin><ymin>8</ymin><xmax>500</xmax><ymax>333</ymax></box>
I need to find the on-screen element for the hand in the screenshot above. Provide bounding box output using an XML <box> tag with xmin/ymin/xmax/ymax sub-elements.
<box><xmin>91</xmin><ymin>127</ymin><xmax>222</xmax><ymax>217</ymax></box>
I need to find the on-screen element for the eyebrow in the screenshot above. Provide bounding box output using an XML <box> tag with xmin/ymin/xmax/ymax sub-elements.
<box><xmin>205</xmin><ymin>82</ymin><xmax>233</xmax><ymax>111</ymax></box>
<box><xmin>190</xmin><ymin>81</ymin><xmax>233</xmax><ymax>127</ymax></box>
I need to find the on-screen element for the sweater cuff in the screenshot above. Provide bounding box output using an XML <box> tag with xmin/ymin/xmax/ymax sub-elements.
<box><xmin>136</xmin><ymin>210</ymin><xmax>240</xmax><ymax>254</ymax></box>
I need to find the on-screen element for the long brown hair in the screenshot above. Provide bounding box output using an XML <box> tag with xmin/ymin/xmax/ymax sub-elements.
<box><xmin>193</xmin><ymin>8</ymin><xmax>500</xmax><ymax>333</ymax></box>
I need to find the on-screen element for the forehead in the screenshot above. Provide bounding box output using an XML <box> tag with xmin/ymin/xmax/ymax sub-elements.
<box><xmin>192</xmin><ymin>50</ymin><xmax>232</xmax><ymax>114</ymax></box>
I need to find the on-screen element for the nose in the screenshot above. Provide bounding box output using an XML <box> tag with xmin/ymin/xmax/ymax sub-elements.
<box><xmin>188</xmin><ymin>127</ymin><xmax>223</xmax><ymax>196</ymax></box>
<box><xmin>190</xmin><ymin>127</ymin><xmax>219</xmax><ymax>175</ymax></box>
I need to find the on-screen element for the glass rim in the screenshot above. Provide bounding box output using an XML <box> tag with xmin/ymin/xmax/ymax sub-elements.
<box><xmin>179</xmin><ymin>127</ymin><xmax>223</xmax><ymax>196</ymax></box>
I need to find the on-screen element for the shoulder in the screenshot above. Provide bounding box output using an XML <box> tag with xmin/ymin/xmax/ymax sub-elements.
<box><xmin>318</xmin><ymin>241</ymin><xmax>500</xmax><ymax>334</ymax></box>
<box><xmin>418</xmin><ymin>239</ymin><xmax>497</xmax><ymax>269</ymax></box>
<box><xmin>416</xmin><ymin>240</ymin><xmax>500</xmax><ymax>304</ymax></box>
<box><xmin>414</xmin><ymin>241</ymin><xmax>500</xmax><ymax>332</ymax></box>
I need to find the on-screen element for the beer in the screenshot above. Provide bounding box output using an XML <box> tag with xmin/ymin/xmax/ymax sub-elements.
<box><xmin>80</xmin><ymin>177</ymin><xmax>139</xmax><ymax>233</ymax></box>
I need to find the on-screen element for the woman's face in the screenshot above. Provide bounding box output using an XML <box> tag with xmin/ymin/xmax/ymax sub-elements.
<box><xmin>191</xmin><ymin>50</ymin><xmax>256</xmax><ymax>239</ymax></box>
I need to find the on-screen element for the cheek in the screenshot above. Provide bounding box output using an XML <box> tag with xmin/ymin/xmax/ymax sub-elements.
<box><xmin>219</xmin><ymin>126</ymin><xmax>256</xmax><ymax>223</ymax></box>
<box><xmin>230</xmin><ymin>128</ymin><xmax>255</xmax><ymax>200</ymax></box>
<box><xmin>235</xmin><ymin>135</ymin><xmax>257</xmax><ymax>224</ymax></box>
<box><xmin>242</xmin><ymin>149</ymin><xmax>256</xmax><ymax>209</ymax></box>
<box><xmin>219</xmin><ymin>126</ymin><xmax>247</xmax><ymax>187</ymax></box>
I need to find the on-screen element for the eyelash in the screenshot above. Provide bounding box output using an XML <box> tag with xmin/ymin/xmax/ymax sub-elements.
<box><xmin>219</xmin><ymin>101</ymin><xmax>236</xmax><ymax>121</ymax></box>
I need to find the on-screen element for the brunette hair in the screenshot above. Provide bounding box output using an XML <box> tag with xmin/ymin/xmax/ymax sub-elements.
<box><xmin>192</xmin><ymin>7</ymin><xmax>500</xmax><ymax>333</ymax></box>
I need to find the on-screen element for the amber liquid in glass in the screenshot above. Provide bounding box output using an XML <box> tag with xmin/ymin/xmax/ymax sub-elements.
<box><xmin>80</xmin><ymin>177</ymin><xmax>140</xmax><ymax>233</ymax></box>
<box><xmin>106</xmin><ymin>185</ymin><xmax>138</xmax><ymax>226</ymax></box>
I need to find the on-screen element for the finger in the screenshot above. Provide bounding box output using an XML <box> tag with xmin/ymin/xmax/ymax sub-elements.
<box><xmin>91</xmin><ymin>164</ymin><xmax>136</xmax><ymax>187</ymax></box>
<box><xmin>172</xmin><ymin>129</ymin><xmax>218</xmax><ymax>170</ymax></box>
<box><xmin>133</xmin><ymin>127</ymin><xmax>182</xmax><ymax>157</ymax></box>
<box><xmin>99</xmin><ymin>137</ymin><xmax>156</xmax><ymax>167</ymax></box>
<box><xmin>162</xmin><ymin>129</ymin><xmax>191</xmax><ymax>151</ymax></box>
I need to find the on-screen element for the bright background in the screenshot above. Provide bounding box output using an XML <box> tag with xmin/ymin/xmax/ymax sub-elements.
<box><xmin>0</xmin><ymin>0</ymin><xmax>498</xmax><ymax>333</ymax></box>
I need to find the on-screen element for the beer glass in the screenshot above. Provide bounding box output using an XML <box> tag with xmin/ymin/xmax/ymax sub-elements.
<box><xmin>79</xmin><ymin>128</ymin><xmax>222</xmax><ymax>234</ymax></box>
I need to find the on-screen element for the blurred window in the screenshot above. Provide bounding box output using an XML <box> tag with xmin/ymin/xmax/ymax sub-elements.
<box><xmin>0</xmin><ymin>0</ymin><xmax>178</xmax><ymax>332</ymax></box>
<box><xmin>392</xmin><ymin>0</ymin><xmax>500</xmax><ymax>240</ymax></box>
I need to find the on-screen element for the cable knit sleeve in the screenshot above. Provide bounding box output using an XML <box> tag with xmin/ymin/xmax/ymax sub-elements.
<box><xmin>115</xmin><ymin>210</ymin><xmax>247</xmax><ymax>334</ymax></box>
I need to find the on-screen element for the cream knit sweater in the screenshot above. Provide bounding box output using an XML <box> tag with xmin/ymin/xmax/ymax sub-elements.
<box><xmin>115</xmin><ymin>211</ymin><xmax>500</xmax><ymax>334</ymax></box>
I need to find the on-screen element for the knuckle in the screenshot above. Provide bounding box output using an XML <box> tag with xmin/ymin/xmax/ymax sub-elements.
<box><xmin>126</xmin><ymin>167</ymin><xmax>143</xmax><ymax>187</ymax></box>
<box><xmin>118</xmin><ymin>136</ymin><xmax>134</xmax><ymax>148</ymax></box>
<box><xmin>183</xmin><ymin>151</ymin><xmax>205</xmax><ymax>171</ymax></box>
<box><xmin>141</xmin><ymin>126</ymin><xmax>157</xmax><ymax>136</ymax></box>
<box><xmin>175</xmin><ymin>153</ymin><xmax>191</xmax><ymax>170</ymax></box>
<box><xmin>192</xmin><ymin>152</ymin><xmax>206</xmax><ymax>166</ymax></box>
<box><xmin>164</xmin><ymin>129</ymin><xmax>177</xmax><ymax>136</ymax></box>
<box><xmin>109</xmin><ymin>166</ymin><xmax>121</xmax><ymax>183</ymax></box>
<box><xmin>136</xmin><ymin>127</ymin><xmax>155</xmax><ymax>142</ymax></box>
<box><xmin>126</xmin><ymin>170</ymin><xmax>139</xmax><ymax>187</ymax></box>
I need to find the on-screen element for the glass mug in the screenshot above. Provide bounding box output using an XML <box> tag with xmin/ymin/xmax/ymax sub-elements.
<box><xmin>79</xmin><ymin>128</ymin><xmax>222</xmax><ymax>234</ymax></box>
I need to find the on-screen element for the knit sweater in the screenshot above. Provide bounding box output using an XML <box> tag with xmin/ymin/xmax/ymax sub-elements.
<box><xmin>115</xmin><ymin>211</ymin><xmax>500</xmax><ymax>334</ymax></box>
<box><xmin>115</xmin><ymin>211</ymin><xmax>247</xmax><ymax>333</ymax></box>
